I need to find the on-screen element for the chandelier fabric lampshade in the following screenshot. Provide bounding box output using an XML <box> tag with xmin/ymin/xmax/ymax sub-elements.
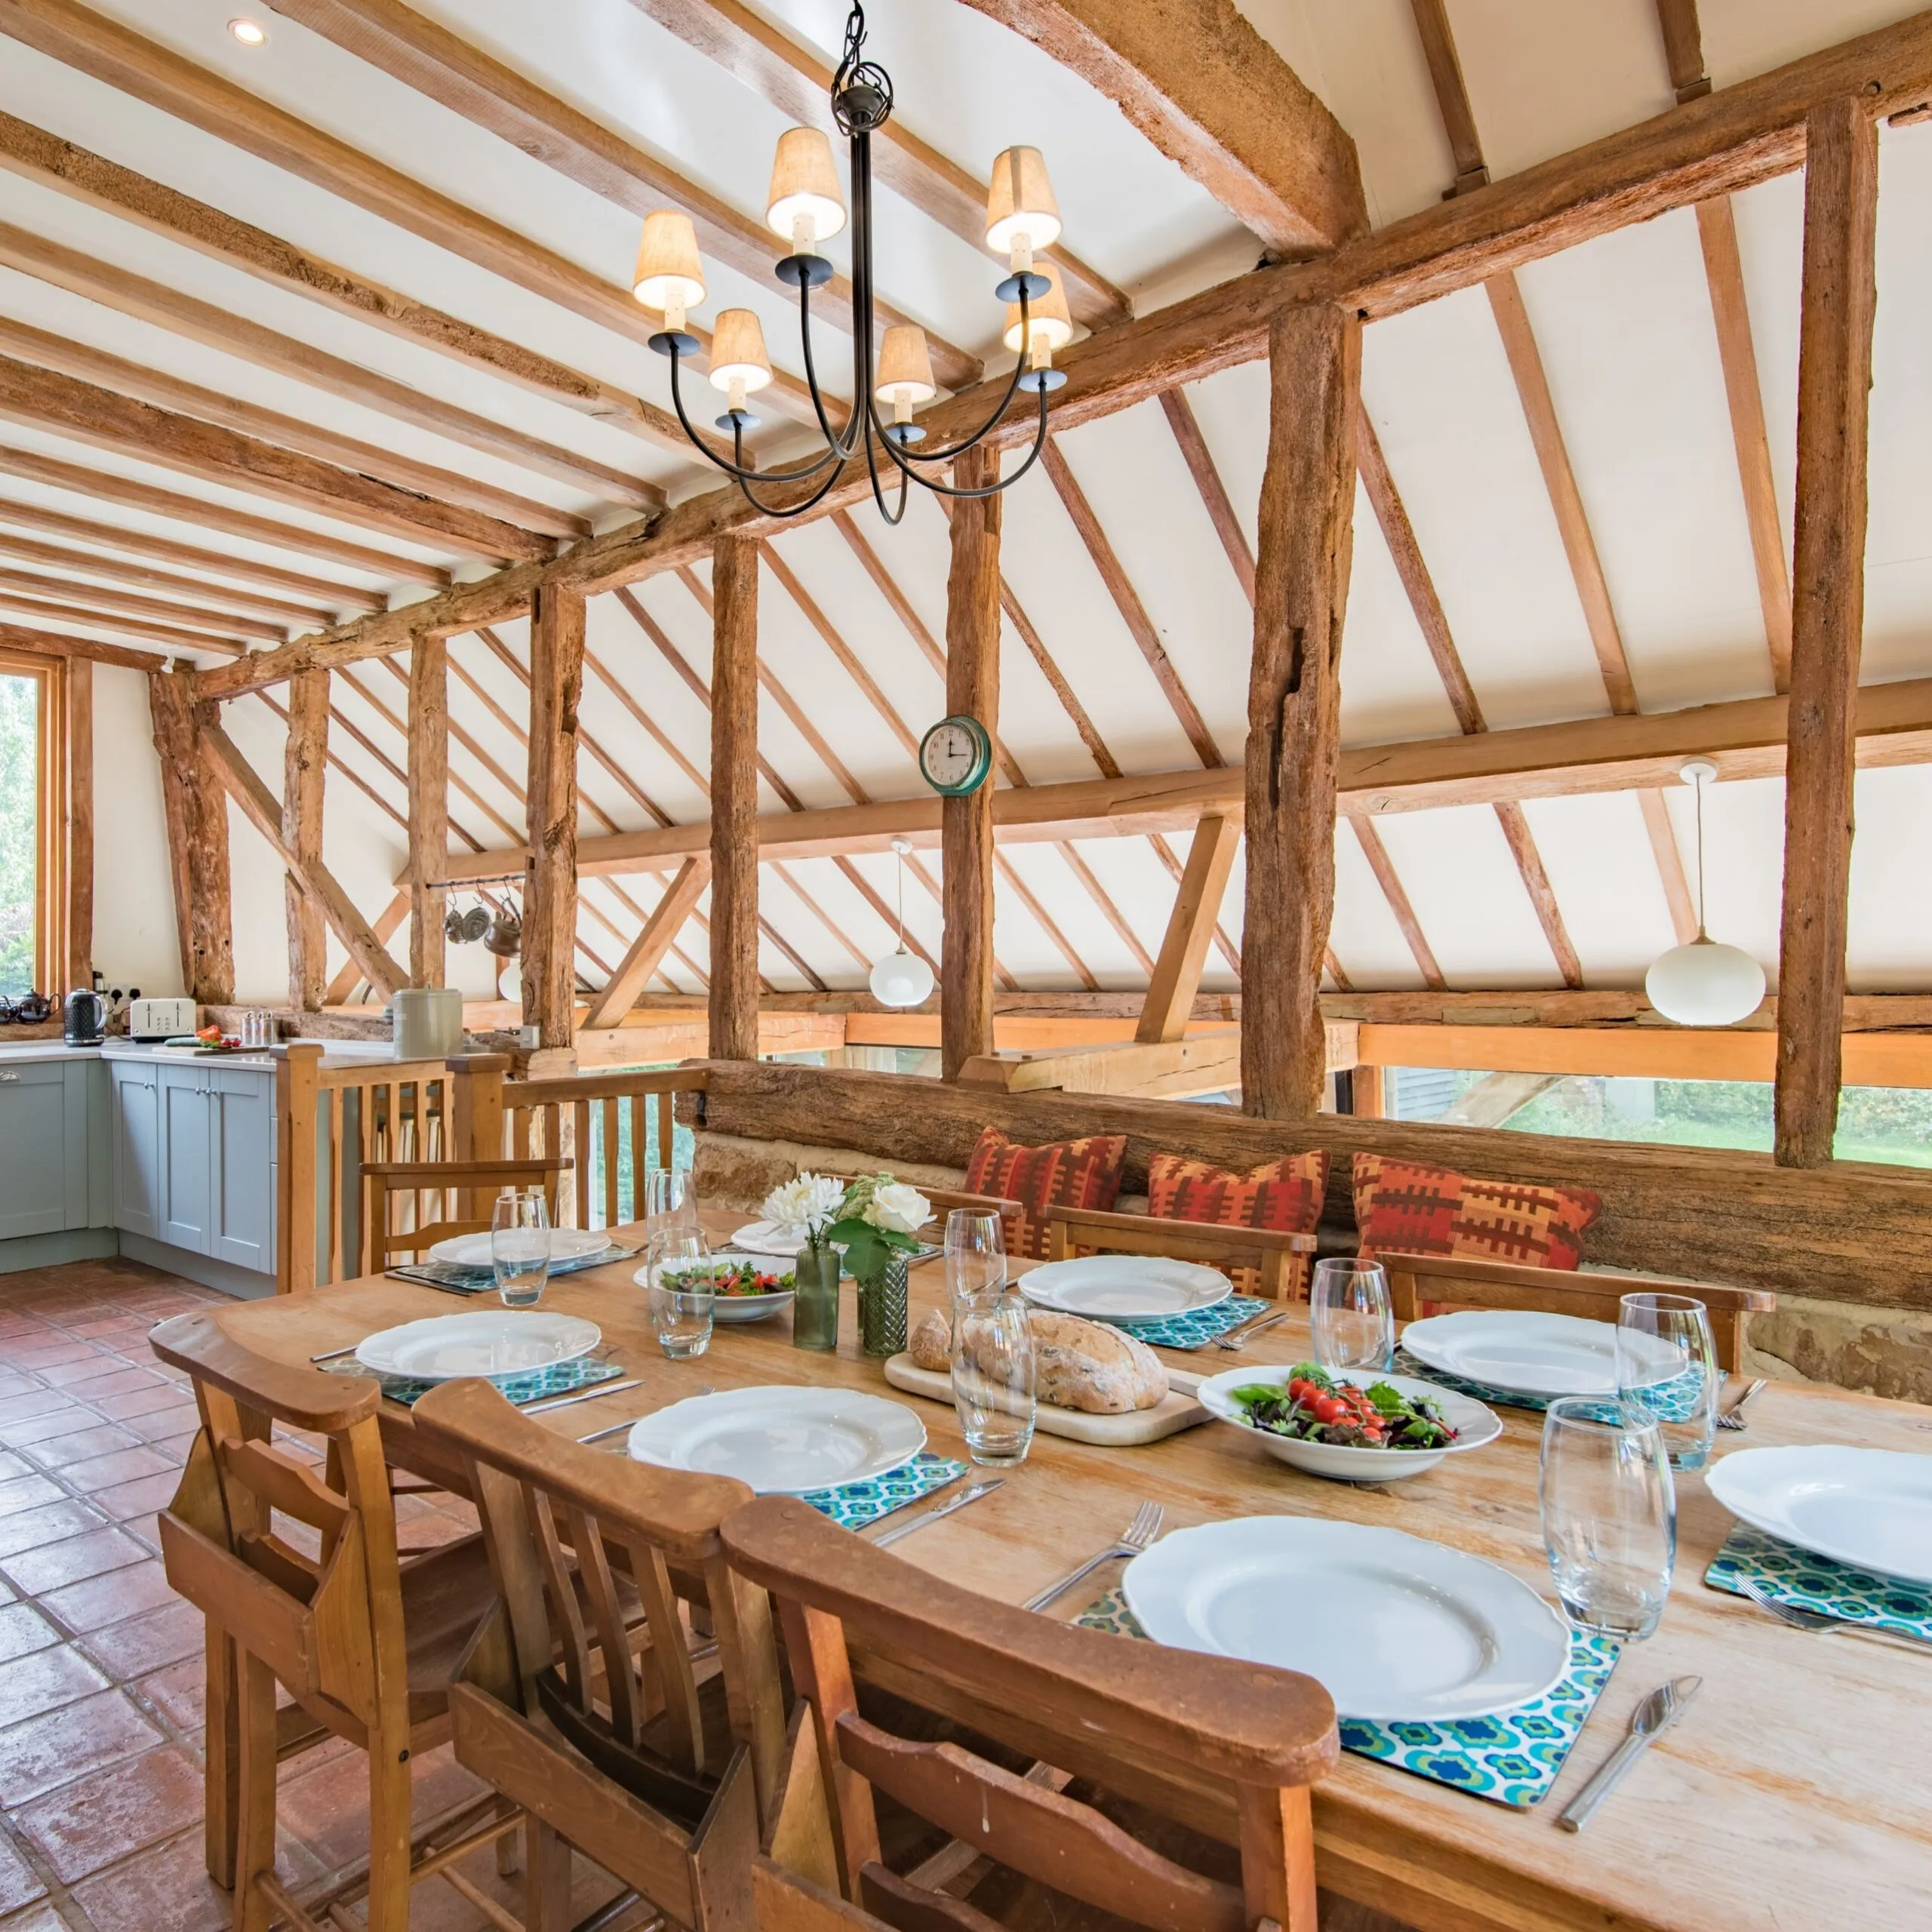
<box><xmin>875</xmin><ymin>325</ymin><xmax>937</xmax><ymax>407</ymax></box>
<box><xmin>709</xmin><ymin>309</ymin><xmax>774</xmax><ymax>393</ymax></box>
<box><xmin>1002</xmin><ymin>261</ymin><xmax>1072</xmax><ymax>358</ymax></box>
<box><xmin>985</xmin><ymin>145</ymin><xmax>1062</xmax><ymax>261</ymax></box>
<box><xmin>767</xmin><ymin>127</ymin><xmax>848</xmax><ymax>245</ymax></box>
<box><xmin>634</xmin><ymin>211</ymin><xmax>705</xmax><ymax>316</ymax></box>
<box><xmin>1646</xmin><ymin>937</ymin><xmax>1766</xmax><ymax>1028</ymax></box>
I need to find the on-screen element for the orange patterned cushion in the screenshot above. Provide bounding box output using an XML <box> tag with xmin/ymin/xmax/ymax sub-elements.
<box><xmin>964</xmin><ymin>1127</ymin><xmax>1128</xmax><ymax>1261</ymax></box>
<box><xmin>1351</xmin><ymin>1153</ymin><xmax>1600</xmax><ymax>1271</ymax></box>
<box><xmin>1146</xmin><ymin>1152</ymin><xmax>1329</xmax><ymax>1300</ymax></box>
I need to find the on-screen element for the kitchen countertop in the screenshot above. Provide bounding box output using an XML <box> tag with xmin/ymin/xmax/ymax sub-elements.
<box><xmin>0</xmin><ymin>1038</ymin><xmax>403</xmax><ymax>1069</ymax></box>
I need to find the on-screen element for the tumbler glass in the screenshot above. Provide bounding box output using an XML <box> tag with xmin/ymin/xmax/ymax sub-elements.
<box><xmin>944</xmin><ymin>1208</ymin><xmax>1006</xmax><ymax>1306</ymax></box>
<box><xmin>1617</xmin><ymin>1292</ymin><xmax>1720</xmax><ymax>1472</ymax></box>
<box><xmin>647</xmin><ymin>1230</ymin><xmax>715</xmax><ymax>1360</ymax></box>
<box><xmin>1540</xmin><ymin>1395</ymin><xmax>1677</xmax><ymax>1640</ymax></box>
<box><xmin>647</xmin><ymin>1167</ymin><xmax>699</xmax><ymax>1244</ymax></box>
<box><xmin>1309</xmin><ymin>1257</ymin><xmax>1394</xmax><ymax>1374</ymax></box>
<box><xmin>952</xmin><ymin>1284</ymin><xmax>1036</xmax><ymax>1466</ymax></box>
<box><xmin>491</xmin><ymin>1190</ymin><xmax>551</xmax><ymax>1309</ymax></box>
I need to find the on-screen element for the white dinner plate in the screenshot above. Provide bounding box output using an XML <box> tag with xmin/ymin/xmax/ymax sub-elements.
<box><xmin>639</xmin><ymin>1251</ymin><xmax>797</xmax><ymax>1324</ymax></box>
<box><xmin>627</xmin><ymin>1386</ymin><xmax>925</xmax><ymax>1494</ymax></box>
<box><xmin>1399</xmin><ymin>1308</ymin><xmax>1680</xmax><ymax>1398</ymax></box>
<box><xmin>355</xmin><ymin>1311</ymin><xmax>601</xmax><ymax>1383</ymax></box>
<box><xmin>1123</xmin><ymin>1517</ymin><xmax>1571</xmax><ymax>1721</ymax></box>
<box><xmin>1019</xmin><ymin>1255</ymin><xmax>1231</xmax><ymax>1323</ymax></box>
<box><xmin>731</xmin><ymin>1220</ymin><xmax>808</xmax><ymax>1257</ymax></box>
<box><xmin>1706</xmin><ymin>1445</ymin><xmax>1932</xmax><ymax>1586</ymax></box>
<box><xmin>429</xmin><ymin>1228</ymin><xmax>614</xmax><ymax>1269</ymax></box>
<box><xmin>1195</xmin><ymin>1365</ymin><xmax>1503</xmax><ymax>1483</ymax></box>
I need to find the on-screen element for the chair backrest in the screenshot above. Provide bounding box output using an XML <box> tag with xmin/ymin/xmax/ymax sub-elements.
<box><xmin>413</xmin><ymin>1380</ymin><xmax>789</xmax><ymax>1869</ymax></box>
<box><xmin>1380</xmin><ymin>1251</ymin><xmax>1775</xmax><ymax>1371</ymax></box>
<box><xmin>361</xmin><ymin>1157</ymin><xmax>570</xmax><ymax>1272</ymax></box>
<box><xmin>723</xmin><ymin>1497</ymin><xmax>1337</xmax><ymax>1932</ymax></box>
<box><xmin>150</xmin><ymin>1312</ymin><xmax>409</xmax><ymax>1744</ymax></box>
<box><xmin>1043</xmin><ymin>1204</ymin><xmax>1317</xmax><ymax>1301</ymax></box>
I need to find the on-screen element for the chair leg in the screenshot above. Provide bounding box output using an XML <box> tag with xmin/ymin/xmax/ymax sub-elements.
<box><xmin>494</xmin><ymin>1798</ymin><xmax>523</xmax><ymax>1876</ymax></box>
<box><xmin>525</xmin><ymin>1820</ymin><xmax>574</xmax><ymax>1932</ymax></box>
<box><xmin>365</xmin><ymin>1730</ymin><xmax>414</xmax><ymax>1932</ymax></box>
<box><xmin>232</xmin><ymin>1651</ymin><xmax>280</xmax><ymax>1932</ymax></box>
<box><xmin>204</xmin><ymin>1626</ymin><xmax>239</xmax><ymax>1890</ymax></box>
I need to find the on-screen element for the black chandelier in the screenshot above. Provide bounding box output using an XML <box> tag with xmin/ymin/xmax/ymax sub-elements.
<box><xmin>635</xmin><ymin>3</ymin><xmax>1069</xmax><ymax>524</ymax></box>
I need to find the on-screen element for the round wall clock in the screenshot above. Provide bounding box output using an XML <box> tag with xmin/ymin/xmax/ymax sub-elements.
<box><xmin>918</xmin><ymin>715</ymin><xmax>993</xmax><ymax>796</ymax></box>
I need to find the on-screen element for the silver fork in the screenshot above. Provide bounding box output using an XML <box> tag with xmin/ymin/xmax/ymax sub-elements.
<box><xmin>1716</xmin><ymin>1378</ymin><xmax>1766</xmax><ymax>1431</ymax></box>
<box><xmin>1214</xmin><ymin>1309</ymin><xmax>1291</xmax><ymax>1352</ymax></box>
<box><xmin>1021</xmin><ymin>1501</ymin><xmax>1162</xmax><ymax>1613</ymax></box>
<box><xmin>1736</xmin><ymin>1574</ymin><xmax>1932</xmax><ymax>1654</ymax></box>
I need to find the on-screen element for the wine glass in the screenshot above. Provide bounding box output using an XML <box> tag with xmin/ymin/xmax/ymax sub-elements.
<box><xmin>952</xmin><ymin>1283</ymin><xmax>1035</xmax><ymax>1466</ymax></box>
<box><xmin>1617</xmin><ymin>1292</ymin><xmax>1720</xmax><ymax>1472</ymax></box>
<box><xmin>491</xmin><ymin>1190</ymin><xmax>551</xmax><ymax>1309</ymax></box>
<box><xmin>945</xmin><ymin>1208</ymin><xmax>1005</xmax><ymax>1306</ymax></box>
<box><xmin>647</xmin><ymin>1230</ymin><xmax>715</xmax><ymax>1360</ymax></box>
<box><xmin>1309</xmin><ymin>1258</ymin><xmax>1393</xmax><ymax>1374</ymax></box>
<box><xmin>1540</xmin><ymin>1396</ymin><xmax>1676</xmax><ymax>1639</ymax></box>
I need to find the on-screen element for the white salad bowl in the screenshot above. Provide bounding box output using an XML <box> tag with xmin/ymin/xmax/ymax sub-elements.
<box><xmin>637</xmin><ymin>1250</ymin><xmax>796</xmax><ymax>1324</ymax></box>
<box><xmin>1194</xmin><ymin>1364</ymin><xmax>1503</xmax><ymax>1483</ymax></box>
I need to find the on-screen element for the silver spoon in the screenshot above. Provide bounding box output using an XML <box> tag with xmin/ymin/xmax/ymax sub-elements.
<box><xmin>1558</xmin><ymin>1675</ymin><xmax>1700</xmax><ymax>1831</ymax></box>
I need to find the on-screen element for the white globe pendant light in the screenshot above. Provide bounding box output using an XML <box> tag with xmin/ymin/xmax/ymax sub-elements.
<box><xmin>1644</xmin><ymin>760</ymin><xmax>1766</xmax><ymax>1026</ymax></box>
<box><xmin>869</xmin><ymin>838</ymin><xmax>934</xmax><ymax>1008</ymax></box>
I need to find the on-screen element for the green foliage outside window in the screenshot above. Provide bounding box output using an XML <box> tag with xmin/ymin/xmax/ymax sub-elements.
<box><xmin>0</xmin><ymin>675</ymin><xmax>36</xmax><ymax>997</ymax></box>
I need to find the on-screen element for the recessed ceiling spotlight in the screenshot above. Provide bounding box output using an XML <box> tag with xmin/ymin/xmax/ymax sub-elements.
<box><xmin>227</xmin><ymin>17</ymin><xmax>267</xmax><ymax>45</ymax></box>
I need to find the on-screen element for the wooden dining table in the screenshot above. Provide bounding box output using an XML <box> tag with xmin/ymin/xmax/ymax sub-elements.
<box><xmin>214</xmin><ymin>1211</ymin><xmax>1932</xmax><ymax>1932</ymax></box>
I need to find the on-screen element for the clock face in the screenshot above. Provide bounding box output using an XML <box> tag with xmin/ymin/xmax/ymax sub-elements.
<box><xmin>919</xmin><ymin>715</ymin><xmax>991</xmax><ymax>794</ymax></box>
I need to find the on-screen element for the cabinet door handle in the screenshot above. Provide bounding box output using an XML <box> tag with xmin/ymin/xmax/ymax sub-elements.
<box><xmin>0</xmin><ymin>1072</ymin><xmax>17</xmax><ymax>1082</ymax></box>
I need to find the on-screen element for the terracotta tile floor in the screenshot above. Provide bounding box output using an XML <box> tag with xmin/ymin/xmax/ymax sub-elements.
<box><xmin>0</xmin><ymin>1257</ymin><xmax>642</xmax><ymax>1930</ymax></box>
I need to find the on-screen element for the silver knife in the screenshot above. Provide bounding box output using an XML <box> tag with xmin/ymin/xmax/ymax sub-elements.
<box><xmin>1558</xmin><ymin>1675</ymin><xmax>1701</xmax><ymax>1832</ymax></box>
<box><xmin>521</xmin><ymin>1377</ymin><xmax>644</xmax><ymax>1416</ymax></box>
<box><xmin>1213</xmin><ymin>1307</ymin><xmax>1292</xmax><ymax>1352</ymax></box>
<box><xmin>872</xmin><ymin>1478</ymin><xmax>1004</xmax><ymax>1547</ymax></box>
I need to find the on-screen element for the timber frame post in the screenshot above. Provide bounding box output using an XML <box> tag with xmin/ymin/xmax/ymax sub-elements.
<box><xmin>284</xmin><ymin>666</ymin><xmax>328</xmax><ymax>1010</ymax></box>
<box><xmin>407</xmin><ymin>634</ymin><xmax>449</xmax><ymax>988</ymax></box>
<box><xmin>942</xmin><ymin>444</ymin><xmax>1002</xmax><ymax>1080</ymax></box>
<box><xmin>146</xmin><ymin>663</ymin><xmax>234</xmax><ymax>1004</ymax></box>
<box><xmin>524</xmin><ymin>583</ymin><xmax>585</xmax><ymax>1048</ymax></box>
<box><xmin>1242</xmin><ymin>304</ymin><xmax>1360</xmax><ymax>1118</ymax></box>
<box><xmin>1774</xmin><ymin>97</ymin><xmax>1878</xmax><ymax>1169</ymax></box>
<box><xmin>709</xmin><ymin>535</ymin><xmax>760</xmax><ymax>1060</ymax></box>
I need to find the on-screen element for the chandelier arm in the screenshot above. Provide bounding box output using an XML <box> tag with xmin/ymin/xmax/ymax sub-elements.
<box><xmin>663</xmin><ymin>348</ymin><xmax>842</xmax><ymax>485</ymax></box>
<box><xmin>730</xmin><ymin>453</ymin><xmax>855</xmax><ymax>520</ymax></box>
<box><xmin>859</xmin><ymin>404</ymin><xmax>914</xmax><ymax>525</ymax></box>
<box><xmin>879</xmin><ymin>287</ymin><xmax>1032</xmax><ymax>466</ymax></box>
<box><xmin>878</xmin><ymin>383</ymin><xmax>1051</xmax><ymax>499</ymax></box>
<box><xmin>795</xmin><ymin>271</ymin><xmax>869</xmax><ymax>460</ymax></box>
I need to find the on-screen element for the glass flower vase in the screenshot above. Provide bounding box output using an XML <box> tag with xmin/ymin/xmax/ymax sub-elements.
<box><xmin>857</xmin><ymin>1254</ymin><xmax>910</xmax><ymax>1358</ymax></box>
<box><xmin>791</xmin><ymin>1242</ymin><xmax>841</xmax><ymax>1352</ymax></box>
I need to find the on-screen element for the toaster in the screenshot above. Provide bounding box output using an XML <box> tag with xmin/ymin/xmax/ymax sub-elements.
<box><xmin>129</xmin><ymin>996</ymin><xmax>199</xmax><ymax>1040</ymax></box>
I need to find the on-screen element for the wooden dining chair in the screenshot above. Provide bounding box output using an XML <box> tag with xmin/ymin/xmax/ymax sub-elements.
<box><xmin>150</xmin><ymin>1313</ymin><xmax>514</xmax><ymax>1932</ymax></box>
<box><xmin>1043</xmin><ymin>1204</ymin><xmax>1319</xmax><ymax>1300</ymax></box>
<box><xmin>724</xmin><ymin>1495</ymin><xmax>1340</xmax><ymax>1932</ymax></box>
<box><xmin>412</xmin><ymin>1378</ymin><xmax>790</xmax><ymax>1932</ymax></box>
<box><xmin>1378</xmin><ymin>1251</ymin><xmax>1776</xmax><ymax>1371</ymax></box>
<box><xmin>361</xmin><ymin>1155</ymin><xmax>571</xmax><ymax>1272</ymax></box>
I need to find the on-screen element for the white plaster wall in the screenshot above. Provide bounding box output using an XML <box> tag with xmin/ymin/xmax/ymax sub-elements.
<box><xmin>88</xmin><ymin>666</ymin><xmax>181</xmax><ymax>1001</ymax></box>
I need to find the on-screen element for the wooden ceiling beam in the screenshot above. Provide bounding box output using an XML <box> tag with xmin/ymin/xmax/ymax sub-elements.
<box><xmin>582</xmin><ymin>855</ymin><xmax>712</xmax><ymax>1029</ymax></box>
<box><xmin>0</xmin><ymin>525</ymin><xmax>332</xmax><ymax>626</ymax></box>
<box><xmin>620</xmin><ymin>0</ymin><xmax>1129</xmax><ymax>331</ymax></box>
<box><xmin>0</xmin><ymin>444</ymin><xmax>444</xmax><ymax>588</ymax></box>
<box><xmin>1349</xmin><ymin>818</ymin><xmax>1444</xmax><ymax>992</ymax></box>
<box><xmin>0</xmin><ymin>219</ymin><xmax>660</xmax><ymax>512</ymax></box>
<box><xmin>1408</xmin><ymin>0</ymin><xmax>1488</xmax><ymax>193</ymax></box>
<box><xmin>1654</xmin><ymin>0</ymin><xmax>1713</xmax><ymax>103</ymax></box>
<box><xmin>0</xmin><ymin>586</ymin><xmax>245</xmax><ymax>655</ymax></box>
<box><xmin>954</xmin><ymin>0</ymin><xmax>1364</xmax><ymax>254</ymax></box>
<box><xmin>0</xmin><ymin>107</ymin><xmax>694</xmax><ymax>459</ymax></box>
<box><xmin>0</xmin><ymin>561</ymin><xmax>281</xmax><ymax>642</ymax></box>
<box><xmin>265</xmin><ymin>0</ymin><xmax>981</xmax><ymax>393</ymax></box>
<box><xmin>0</xmin><ymin>619</ymin><xmax>165</xmax><ymax>671</ymax></box>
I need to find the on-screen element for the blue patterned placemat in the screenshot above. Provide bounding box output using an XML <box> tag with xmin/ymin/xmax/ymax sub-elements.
<box><xmin>801</xmin><ymin>1453</ymin><xmax>965</xmax><ymax>1531</ymax></box>
<box><xmin>1392</xmin><ymin>1346</ymin><xmax>1704</xmax><ymax>1423</ymax></box>
<box><xmin>1076</xmin><ymin>1589</ymin><xmax>1621</xmax><ymax>1809</ymax></box>
<box><xmin>1094</xmin><ymin>1294</ymin><xmax>1272</xmax><ymax>1351</ymax></box>
<box><xmin>386</xmin><ymin>1243</ymin><xmax>640</xmax><ymax>1296</ymax></box>
<box><xmin>325</xmin><ymin>1350</ymin><xmax>627</xmax><ymax>1409</ymax></box>
<box><xmin>1706</xmin><ymin>1524</ymin><xmax>1932</xmax><ymax>1638</ymax></box>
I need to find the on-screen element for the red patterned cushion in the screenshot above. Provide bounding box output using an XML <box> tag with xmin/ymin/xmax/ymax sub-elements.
<box><xmin>1146</xmin><ymin>1152</ymin><xmax>1329</xmax><ymax>1300</ymax></box>
<box><xmin>1351</xmin><ymin>1153</ymin><xmax>1600</xmax><ymax>1271</ymax></box>
<box><xmin>963</xmin><ymin>1127</ymin><xmax>1128</xmax><ymax>1261</ymax></box>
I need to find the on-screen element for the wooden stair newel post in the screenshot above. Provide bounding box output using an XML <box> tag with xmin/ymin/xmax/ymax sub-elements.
<box><xmin>1774</xmin><ymin>97</ymin><xmax>1878</xmax><ymax>1169</ymax></box>
<box><xmin>710</xmin><ymin>535</ymin><xmax>761</xmax><ymax>1060</ymax></box>
<box><xmin>284</xmin><ymin>666</ymin><xmax>328</xmax><ymax>1010</ymax></box>
<box><xmin>406</xmin><ymin>635</ymin><xmax>448</xmax><ymax>989</ymax></box>
<box><xmin>524</xmin><ymin>583</ymin><xmax>585</xmax><ymax>1049</ymax></box>
<box><xmin>146</xmin><ymin>664</ymin><xmax>235</xmax><ymax>1005</ymax></box>
<box><xmin>943</xmin><ymin>443</ymin><xmax>1001</xmax><ymax>1079</ymax></box>
<box><xmin>1243</xmin><ymin>304</ymin><xmax>1360</xmax><ymax>1118</ymax></box>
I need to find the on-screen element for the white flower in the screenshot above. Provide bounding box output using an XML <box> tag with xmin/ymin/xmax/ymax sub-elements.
<box><xmin>865</xmin><ymin>1180</ymin><xmax>933</xmax><ymax>1235</ymax></box>
<box><xmin>762</xmin><ymin>1171</ymin><xmax>845</xmax><ymax>1237</ymax></box>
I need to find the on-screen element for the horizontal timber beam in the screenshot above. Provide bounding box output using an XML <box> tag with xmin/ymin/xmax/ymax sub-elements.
<box><xmin>0</xmin><ymin>620</ymin><xmax>167</xmax><ymax>670</ymax></box>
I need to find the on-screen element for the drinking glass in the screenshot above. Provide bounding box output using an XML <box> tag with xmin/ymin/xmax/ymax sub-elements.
<box><xmin>944</xmin><ymin>1208</ymin><xmax>1005</xmax><ymax>1306</ymax></box>
<box><xmin>647</xmin><ymin>1231</ymin><xmax>715</xmax><ymax>1360</ymax></box>
<box><xmin>951</xmin><ymin>1284</ymin><xmax>1035</xmax><ymax>1466</ymax></box>
<box><xmin>1540</xmin><ymin>1395</ymin><xmax>1676</xmax><ymax>1639</ymax></box>
<box><xmin>1617</xmin><ymin>1292</ymin><xmax>1719</xmax><ymax>1472</ymax></box>
<box><xmin>491</xmin><ymin>1190</ymin><xmax>551</xmax><ymax>1309</ymax></box>
<box><xmin>1309</xmin><ymin>1257</ymin><xmax>1394</xmax><ymax>1374</ymax></box>
<box><xmin>647</xmin><ymin>1168</ymin><xmax>699</xmax><ymax>1245</ymax></box>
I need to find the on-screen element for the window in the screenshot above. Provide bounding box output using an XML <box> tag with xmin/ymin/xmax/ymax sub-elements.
<box><xmin>0</xmin><ymin>651</ymin><xmax>69</xmax><ymax>1001</ymax></box>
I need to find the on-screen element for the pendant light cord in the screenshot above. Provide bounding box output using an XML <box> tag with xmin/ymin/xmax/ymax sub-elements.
<box><xmin>894</xmin><ymin>844</ymin><xmax>906</xmax><ymax>952</ymax></box>
<box><xmin>1694</xmin><ymin>767</ymin><xmax>1708</xmax><ymax>940</ymax></box>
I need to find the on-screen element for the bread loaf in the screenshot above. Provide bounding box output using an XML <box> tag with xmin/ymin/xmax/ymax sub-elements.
<box><xmin>905</xmin><ymin>1305</ymin><xmax>1167</xmax><ymax>1413</ymax></box>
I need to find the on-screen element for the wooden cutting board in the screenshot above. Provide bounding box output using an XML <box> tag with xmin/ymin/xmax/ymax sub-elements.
<box><xmin>882</xmin><ymin>1354</ymin><xmax>1213</xmax><ymax>1446</ymax></box>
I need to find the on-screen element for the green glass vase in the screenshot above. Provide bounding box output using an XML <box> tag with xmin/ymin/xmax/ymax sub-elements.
<box><xmin>857</xmin><ymin>1254</ymin><xmax>910</xmax><ymax>1358</ymax></box>
<box><xmin>790</xmin><ymin>1243</ymin><xmax>841</xmax><ymax>1352</ymax></box>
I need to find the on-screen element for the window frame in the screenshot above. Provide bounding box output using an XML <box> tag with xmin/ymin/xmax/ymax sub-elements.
<box><xmin>0</xmin><ymin>648</ymin><xmax>69</xmax><ymax>1000</ymax></box>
